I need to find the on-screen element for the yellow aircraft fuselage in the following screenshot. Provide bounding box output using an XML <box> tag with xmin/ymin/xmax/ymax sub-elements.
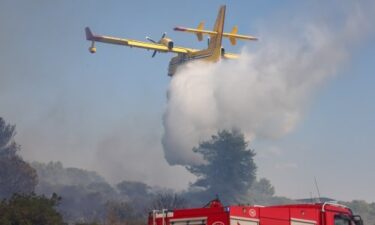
<box><xmin>85</xmin><ymin>5</ymin><xmax>256</xmax><ymax>76</ymax></box>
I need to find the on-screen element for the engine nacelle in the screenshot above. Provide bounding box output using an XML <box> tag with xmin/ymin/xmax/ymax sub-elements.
<box><xmin>89</xmin><ymin>47</ymin><xmax>96</xmax><ymax>53</ymax></box>
<box><xmin>89</xmin><ymin>41</ymin><xmax>96</xmax><ymax>53</ymax></box>
<box><xmin>160</xmin><ymin>38</ymin><xmax>174</xmax><ymax>49</ymax></box>
<box><xmin>221</xmin><ymin>47</ymin><xmax>225</xmax><ymax>56</ymax></box>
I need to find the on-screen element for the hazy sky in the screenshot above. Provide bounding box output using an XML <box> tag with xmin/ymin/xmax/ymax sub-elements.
<box><xmin>0</xmin><ymin>1</ymin><xmax>374</xmax><ymax>202</ymax></box>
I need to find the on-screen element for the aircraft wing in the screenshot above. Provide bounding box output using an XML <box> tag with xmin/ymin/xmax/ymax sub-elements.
<box><xmin>85</xmin><ymin>27</ymin><xmax>194</xmax><ymax>54</ymax></box>
<box><xmin>85</xmin><ymin>27</ymin><xmax>239</xmax><ymax>59</ymax></box>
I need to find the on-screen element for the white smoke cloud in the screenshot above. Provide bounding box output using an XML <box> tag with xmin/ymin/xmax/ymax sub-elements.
<box><xmin>162</xmin><ymin>1</ymin><xmax>374</xmax><ymax>166</ymax></box>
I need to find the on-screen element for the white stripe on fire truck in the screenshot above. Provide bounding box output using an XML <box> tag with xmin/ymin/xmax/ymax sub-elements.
<box><xmin>169</xmin><ymin>217</ymin><xmax>208</xmax><ymax>222</ymax></box>
<box><xmin>291</xmin><ymin>218</ymin><xmax>317</xmax><ymax>224</ymax></box>
<box><xmin>230</xmin><ymin>216</ymin><xmax>260</xmax><ymax>222</ymax></box>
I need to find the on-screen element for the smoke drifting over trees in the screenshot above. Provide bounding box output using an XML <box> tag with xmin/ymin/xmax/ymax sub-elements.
<box><xmin>0</xmin><ymin>116</ymin><xmax>374</xmax><ymax>224</ymax></box>
<box><xmin>0</xmin><ymin>1</ymin><xmax>373</xmax><ymax>201</ymax></box>
<box><xmin>162</xmin><ymin>1</ymin><xmax>375</xmax><ymax>167</ymax></box>
<box><xmin>32</xmin><ymin>161</ymin><xmax>105</xmax><ymax>188</ymax></box>
<box><xmin>1</xmin><ymin>1</ymin><xmax>374</xmax><ymax>224</ymax></box>
<box><xmin>0</xmin><ymin>116</ymin><xmax>274</xmax><ymax>223</ymax></box>
<box><xmin>31</xmin><ymin>159</ymin><xmax>188</xmax><ymax>223</ymax></box>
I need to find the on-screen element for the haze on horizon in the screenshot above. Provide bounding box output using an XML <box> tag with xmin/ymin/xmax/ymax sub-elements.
<box><xmin>0</xmin><ymin>0</ymin><xmax>374</xmax><ymax>202</ymax></box>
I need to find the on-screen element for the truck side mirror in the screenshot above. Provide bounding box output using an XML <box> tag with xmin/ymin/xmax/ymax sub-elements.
<box><xmin>353</xmin><ymin>215</ymin><xmax>363</xmax><ymax>225</ymax></box>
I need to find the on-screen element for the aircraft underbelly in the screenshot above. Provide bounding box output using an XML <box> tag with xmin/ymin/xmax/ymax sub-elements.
<box><xmin>168</xmin><ymin>52</ymin><xmax>221</xmax><ymax>76</ymax></box>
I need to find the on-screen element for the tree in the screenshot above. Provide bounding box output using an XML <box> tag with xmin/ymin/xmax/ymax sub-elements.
<box><xmin>0</xmin><ymin>157</ymin><xmax>38</xmax><ymax>199</ymax></box>
<box><xmin>0</xmin><ymin>193</ymin><xmax>66</xmax><ymax>225</ymax></box>
<box><xmin>0</xmin><ymin>117</ymin><xmax>38</xmax><ymax>199</ymax></box>
<box><xmin>152</xmin><ymin>192</ymin><xmax>187</xmax><ymax>209</ymax></box>
<box><xmin>105</xmin><ymin>201</ymin><xmax>137</xmax><ymax>225</ymax></box>
<box><xmin>55</xmin><ymin>184</ymin><xmax>109</xmax><ymax>223</ymax></box>
<box><xmin>0</xmin><ymin>117</ymin><xmax>17</xmax><ymax>157</ymax></box>
<box><xmin>187</xmin><ymin>129</ymin><xmax>257</xmax><ymax>204</ymax></box>
<box><xmin>342</xmin><ymin>200</ymin><xmax>375</xmax><ymax>225</ymax></box>
<box><xmin>251</xmin><ymin>178</ymin><xmax>275</xmax><ymax>196</ymax></box>
<box><xmin>116</xmin><ymin>181</ymin><xmax>153</xmax><ymax>216</ymax></box>
<box><xmin>116</xmin><ymin>181</ymin><xmax>151</xmax><ymax>199</ymax></box>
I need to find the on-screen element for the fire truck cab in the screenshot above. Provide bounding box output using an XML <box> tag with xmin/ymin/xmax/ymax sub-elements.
<box><xmin>148</xmin><ymin>199</ymin><xmax>364</xmax><ymax>225</ymax></box>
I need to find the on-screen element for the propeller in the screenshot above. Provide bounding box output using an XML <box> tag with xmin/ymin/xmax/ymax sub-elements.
<box><xmin>151</xmin><ymin>50</ymin><xmax>157</xmax><ymax>58</ymax></box>
<box><xmin>146</xmin><ymin>32</ymin><xmax>167</xmax><ymax>58</ymax></box>
<box><xmin>146</xmin><ymin>37</ymin><xmax>156</xmax><ymax>43</ymax></box>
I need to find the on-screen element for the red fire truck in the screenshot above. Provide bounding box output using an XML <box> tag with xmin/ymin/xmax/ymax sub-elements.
<box><xmin>149</xmin><ymin>199</ymin><xmax>363</xmax><ymax>225</ymax></box>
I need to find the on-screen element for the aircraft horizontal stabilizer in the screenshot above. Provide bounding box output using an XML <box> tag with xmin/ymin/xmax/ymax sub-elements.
<box><xmin>229</xmin><ymin>25</ymin><xmax>238</xmax><ymax>45</ymax></box>
<box><xmin>196</xmin><ymin>22</ymin><xmax>204</xmax><ymax>41</ymax></box>
<box><xmin>173</xmin><ymin>25</ymin><xmax>257</xmax><ymax>45</ymax></box>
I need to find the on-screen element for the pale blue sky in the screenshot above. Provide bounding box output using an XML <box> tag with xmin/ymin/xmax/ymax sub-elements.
<box><xmin>0</xmin><ymin>1</ymin><xmax>374</xmax><ymax>202</ymax></box>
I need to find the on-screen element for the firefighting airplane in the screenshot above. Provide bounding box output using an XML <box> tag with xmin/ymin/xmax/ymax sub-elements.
<box><xmin>85</xmin><ymin>5</ymin><xmax>257</xmax><ymax>76</ymax></box>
